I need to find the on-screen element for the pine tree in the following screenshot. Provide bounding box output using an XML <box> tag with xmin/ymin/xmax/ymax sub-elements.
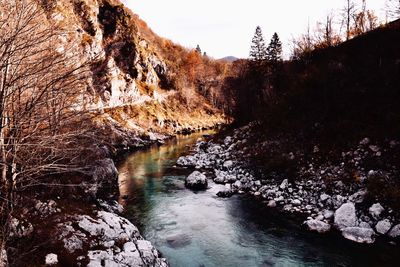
<box><xmin>267</xmin><ymin>32</ymin><xmax>283</xmax><ymax>63</ymax></box>
<box><xmin>249</xmin><ymin>26</ymin><xmax>268</xmax><ymax>62</ymax></box>
<box><xmin>196</xmin><ymin>44</ymin><xmax>202</xmax><ymax>54</ymax></box>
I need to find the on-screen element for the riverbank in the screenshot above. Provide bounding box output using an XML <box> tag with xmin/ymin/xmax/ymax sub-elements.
<box><xmin>7</xmin><ymin>159</ymin><xmax>169</xmax><ymax>267</ymax></box>
<box><xmin>177</xmin><ymin>122</ymin><xmax>400</xmax><ymax>245</ymax></box>
<box><xmin>5</xmin><ymin>120</ymin><xmax>227</xmax><ymax>266</ymax></box>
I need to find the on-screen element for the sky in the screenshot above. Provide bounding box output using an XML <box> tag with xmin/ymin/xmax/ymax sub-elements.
<box><xmin>121</xmin><ymin>0</ymin><xmax>388</xmax><ymax>59</ymax></box>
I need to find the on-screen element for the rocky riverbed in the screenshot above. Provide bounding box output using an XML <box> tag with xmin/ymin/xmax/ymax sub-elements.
<box><xmin>177</xmin><ymin>123</ymin><xmax>400</xmax><ymax>245</ymax></box>
<box><xmin>7</xmin><ymin>156</ymin><xmax>169</xmax><ymax>266</ymax></box>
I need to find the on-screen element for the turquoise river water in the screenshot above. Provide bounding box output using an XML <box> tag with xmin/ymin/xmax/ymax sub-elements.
<box><xmin>117</xmin><ymin>131</ymin><xmax>400</xmax><ymax>267</ymax></box>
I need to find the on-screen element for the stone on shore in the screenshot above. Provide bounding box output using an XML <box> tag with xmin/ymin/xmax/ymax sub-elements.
<box><xmin>369</xmin><ymin>203</ymin><xmax>384</xmax><ymax>220</ymax></box>
<box><xmin>45</xmin><ymin>254</ymin><xmax>58</xmax><ymax>266</ymax></box>
<box><xmin>223</xmin><ymin>160</ymin><xmax>234</xmax><ymax>169</ymax></box>
<box><xmin>388</xmin><ymin>224</ymin><xmax>400</xmax><ymax>238</ymax></box>
<box><xmin>334</xmin><ymin>203</ymin><xmax>356</xmax><ymax>230</ymax></box>
<box><xmin>375</xmin><ymin>219</ymin><xmax>391</xmax><ymax>235</ymax></box>
<box><xmin>341</xmin><ymin>227</ymin><xmax>375</xmax><ymax>244</ymax></box>
<box><xmin>267</xmin><ymin>200</ymin><xmax>277</xmax><ymax>208</ymax></box>
<box><xmin>305</xmin><ymin>219</ymin><xmax>331</xmax><ymax>233</ymax></box>
<box><xmin>279</xmin><ymin>179</ymin><xmax>289</xmax><ymax>190</ymax></box>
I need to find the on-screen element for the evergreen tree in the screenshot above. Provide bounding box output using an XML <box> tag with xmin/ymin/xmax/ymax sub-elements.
<box><xmin>196</xmin><ymin>44</ymin><xmax>202</xmax><ymax>54</ymax></box>
<box><xmin>249</xmin><ymin>26</ymin><xmax>268</xmax><ymax>62</ymax></box>
<box><xmin>267</xmin><ymin>32</ymin><xmax>283</xmax><ymax>63</ymax></box>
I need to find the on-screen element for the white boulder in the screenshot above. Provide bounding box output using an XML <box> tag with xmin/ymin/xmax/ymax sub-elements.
<box><xmin>280</xmin><ymin>179</ymin><xmax>289</xmax><ymax>190</ymax></box>
<box><xmin>177</xmin><ymin>155</ymin><xmax>196</xmax><ymax>167</ymax></box>
<box><xmin>292</xmin><ymin>199</ymin><xmax>301</xmax><ymax>206</ymax></box>
<box><xmin>223</xmin><ymin>160</ymin><xmax>234</xmax><ymax>169</ymax></box>
<box><xmin>375</xmin><ymin>219</ymin><xmax>392</xmax><ymax>235</ymax></box>
<box><xmin>334</xmin><ymin>203</ymin><xmax>356</xmax><ymax>230</ymax></box>
<box><xmin>320</xmin><ymin>193</ymin><xmax>330</xmax><ymax>202</ymax></box>
<box><xmin>323</xmin><ymin>210</ymin><xmax>334</xmax><ymax>220</ymax></box>
<box><xmin>267</xmin><ymin>200</ymin><xmax>277</xmax><ymax>208</ymax></box>
<box><xmin>341</xmin><ymin>227</ymin><xmax>375</xmax><ymax>244</ymax></box>
<box><xmin>45</xmin><ymin>254</ymin><xmax>58</xmax><ymax>266</ymax></box>
<box><xmin>349</xmin><ymin>189</ymin><xmax>367</xmax><ymax>204</ymax></box>
<box><xmin>388</xmin><ymin>224</ymin><xmax>400</xmax><ymax>238</ymax></box>
<box><xmin>305</xmin><ymin>219</ymin><xmax>331</xmax><ymax>233</ymax></box>
<box><xmin>185</xmin><ymin>171</ymin><xmax>208</xmax><ymax>190</ymax></box>
<box><xmin>369</xmin><ymin>203</ymin><xmax>384</xmax><ymax>220</ymax></box>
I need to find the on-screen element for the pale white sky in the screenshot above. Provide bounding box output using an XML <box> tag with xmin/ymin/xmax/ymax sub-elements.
<box><xmin>121</xmin><ymin>0</ymin><xmax>387</xmax><ymax>59</ymax></box>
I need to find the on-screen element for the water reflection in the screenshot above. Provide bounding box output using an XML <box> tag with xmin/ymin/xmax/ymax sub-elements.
<box><xmin>117</xmin><ymin>131</ymin><xmax>400</xmax><ymax>267</ymax></box>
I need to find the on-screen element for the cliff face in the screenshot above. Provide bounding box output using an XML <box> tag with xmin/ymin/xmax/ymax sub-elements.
<box><xmin>42</xmin><ymin>0</ymin><xmax>168</xmax><ymax>107</ymax></box>
<box><xmin>39</xmin><ymin>0</ymin><xmax>226</xmax><ymax>140</ymax></box>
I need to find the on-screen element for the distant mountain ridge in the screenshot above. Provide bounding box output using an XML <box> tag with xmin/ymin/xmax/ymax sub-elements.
<box><xmin>219</xmin><ymin>56</ymin><xmax>239</xmax><ymax>62</ymax></box>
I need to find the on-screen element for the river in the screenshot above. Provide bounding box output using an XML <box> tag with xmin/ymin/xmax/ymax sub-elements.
<box><xmin>117</xmin><ymin>131</ymin><xmax>400</xmax><ymax>267</ymax></box>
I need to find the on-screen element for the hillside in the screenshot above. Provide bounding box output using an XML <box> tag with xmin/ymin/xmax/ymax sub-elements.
<box><xmin>276</xmin><ymin>18</ymin><xmax>400</xmax><ymax>143</ymax></box>
<box><xmin>227</xmin><ymin>18</ymin><xmax>400</xmax><ymax>143</ymax></box>
<box><xmin>39</xmin><ymin>0</ymin><xmax>229</xmax><ymax>146</ymax></box>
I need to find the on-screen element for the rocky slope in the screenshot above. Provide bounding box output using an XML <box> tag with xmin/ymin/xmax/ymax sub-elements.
<box><xmin>177</xmin><ymin>122</ymin><xmax>400</xmax><ymax>245</ymax></box>
<box><xmin>39</xmin><ymin>0</ymin><xmax>227</xmax><ymax>141</ymax></box>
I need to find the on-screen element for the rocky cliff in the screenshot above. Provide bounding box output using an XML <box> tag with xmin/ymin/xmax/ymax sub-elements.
<box><xmin>39</xmin><ymin>0</ymin><xmax>227</xmax><ymax>143</ymax></box>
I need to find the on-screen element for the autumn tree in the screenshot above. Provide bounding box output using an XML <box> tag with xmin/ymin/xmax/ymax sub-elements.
<box><xmin>342</xmin><ymin>0</ymin><xmax>356</xmax><ymax>40</ymax></box>
<box><xmin>314</xmin><ymin>13</ymin><xmax>342</xmax><ymax>49</ymax></box>
<box><xmin>353</xmin><ymin>0</ymin><xmax>379</xmax><ymax>35</ymax></box>
<box><xmin>290</xmin><ymin>22</ymin><xmax>314</xmax><ymax>61</ymax></box>
<box><xmin>0</xmin><ymin>0</ymin><xmax>93</xmax><ymax>257</ymax></box>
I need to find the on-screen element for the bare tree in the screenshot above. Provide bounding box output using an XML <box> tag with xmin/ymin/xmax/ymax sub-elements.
<box><xmin>342</xmin><ymin>0</ymin><xmax>357</xmax><ymax>40</ymax></box>
<box><xmin>352</xmin><ymin>0</ymin><xmax>379</xmax><ymax>35</ymax></box>
<box><xmin>315</xmin><ymin>13</ymin><xmax>340</xmax><ymax>48</ymax></box>
<box><xmin>386</xmin><ymin>0</ymin><xmax>400</xmax><ymax>20</ymax></box>
<box><xmin>353</xmin><ymin>0</ymin><xmax>367</xmax><ymax>35</ymax></box>
<box><xmin>290</xmin><ymin>22</ymin><xmax>314</xmax><ymax>60</ymax></box>
<box><xmin>0</xmin><ymin>0</ymin><xmax>94</xmax><ymax>258</ymax></box>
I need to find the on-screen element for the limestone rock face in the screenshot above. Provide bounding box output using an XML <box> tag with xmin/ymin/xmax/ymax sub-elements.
<box><xmin>40</xmin><ymin>0</ymin><xmax>171</xmax><ymax>110</ymax></box>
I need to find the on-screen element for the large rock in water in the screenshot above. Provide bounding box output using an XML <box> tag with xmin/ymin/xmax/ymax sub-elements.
<box><xmin>341</xmin><ymin>227</ymin><xmax>375</xmax><ymax>244</ymax></box>
<box><xmin>334</xmin><ymin>203</ymin><xmax>356</xmax><ymax>230</ymax></box>
<box><xmin>185</xmin><ymin>171</ymin><xmax>208</xmax><ymax>190</ymax></box>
